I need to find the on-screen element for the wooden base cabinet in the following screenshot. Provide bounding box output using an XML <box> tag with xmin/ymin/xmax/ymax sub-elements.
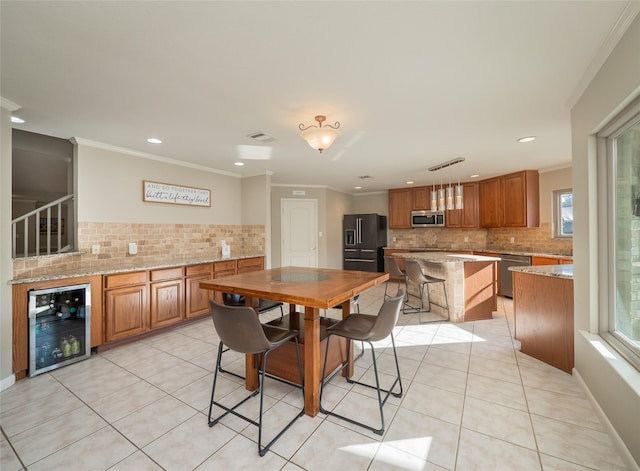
<box><xmin>185</xmin><ymin>263</ymin><xmax>214</xmax><ymax>318</ymax></box>
<box><xmin>150</xmin><ymin>268</ymin><xmax>184</xmax><ymax>329</ymax></box>
<box><xmin>104</xmin><ymin>271</ymin><xmax>149</xmax><ymax>343</ymax></box>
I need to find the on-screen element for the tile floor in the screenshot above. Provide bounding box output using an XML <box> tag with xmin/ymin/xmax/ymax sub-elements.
<box><xmin>0</xmin><ymin>284</ymin><xmax>629</xmax><ymax>470</ymax></box>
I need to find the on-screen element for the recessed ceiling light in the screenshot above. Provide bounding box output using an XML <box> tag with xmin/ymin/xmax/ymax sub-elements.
<box><xmin>147</xmin><ymin>138</ymin><xmax>162</xmax><ymax>144</ymax></box>
<box><xmin>406</xmin><ymin>181</ymin><xmax>414</xmax><ymax>185</ymax></box>
<box><xmin>11</xmin><ymin>116</ymin><xmax>25</xmax><ymax>123</ymax></box>
<box><xmin>234</xmin><ymin>162</ymin><xmax>244</xmax><ymax>166</ymax></box>
<box><xmin>470</xmin><ymin>174</ymin><xmax>480</xmax><ymax>178</ymax></box>
<box><xmin>518</xmin><ymin>136</ymin><xmax>536</xmax><ymax>143</ymax></box>
<box><xmin>354</xmin><ymin>186</ymin><xmax>362</xmax><ymax>190</ymax></box>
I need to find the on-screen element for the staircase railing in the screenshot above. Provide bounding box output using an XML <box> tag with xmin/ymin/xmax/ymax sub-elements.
<box><xmin>12</xmin><ymin>194</ymin><xmax>75</xmax><ymax>258</ymax></box>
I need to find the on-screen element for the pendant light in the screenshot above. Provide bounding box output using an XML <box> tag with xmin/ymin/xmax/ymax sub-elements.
<box><xmin>437</xmin><ymin>181</ymin><xmax>446</xmax><ymax>212</ymax></box>
<box><xmin>430</xmin><ymin>182</ymin><xmax>438</xmax><ymax>211</ymax></box>
<box><xmin>455</xmin><ymin>178</ymin><xmax>464</xmax><ymax>209</ymax></box>
<box><xmin>446</xmin><ymin>179</ymin><xmax>455</xmax><ymax>210</ymax></box>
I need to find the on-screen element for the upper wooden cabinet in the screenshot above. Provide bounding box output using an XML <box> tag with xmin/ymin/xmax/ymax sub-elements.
<box><xmin>479</xmin><ymin>170</ymin><xmax>539</xmax><ymax>228</ymax></box>
<box><xmin>388</xmin><ymin>188</ymin><xmax>413</xmax><ymax>229</ymax></box>
<box><xmin>412</xmin><ymin>187</ymin><xmax>430</xmax><ymax>211</ymax></box>
<box><xmin>446</xmin><ymin>182</ymin><xmax>478</xmax><ymax>228</ymax></box>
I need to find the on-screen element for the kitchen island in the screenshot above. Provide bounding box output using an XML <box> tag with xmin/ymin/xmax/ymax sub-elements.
<box><xmin>511</xmin><ymin>264</ymin><xmax>574</xmax><ymax>373</ymax></box>
<box><xmin>395</xmin><ymin>252</ymin><xmax>499</xmax><ymax>322</ymax></box>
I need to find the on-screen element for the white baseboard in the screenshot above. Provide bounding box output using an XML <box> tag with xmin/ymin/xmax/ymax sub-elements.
<box><xmin>573</xmin><ymin>368</ymin><xmax>640</xmax><ymax>471</ymax></box>
<box><xmin>0</xmin><ymin>374</ymin><xmax>15</xmax><ymax>392</ymax></box>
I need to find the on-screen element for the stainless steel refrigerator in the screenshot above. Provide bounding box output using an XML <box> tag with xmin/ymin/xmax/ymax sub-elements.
<box><xmin>343</xmin><ymin>213</ymin><xmax>387</xmax><ymax>272</ymax></box>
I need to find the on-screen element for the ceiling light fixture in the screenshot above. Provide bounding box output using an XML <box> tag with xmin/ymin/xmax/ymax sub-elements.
<box><xmin>518</xmin><ymin>136</ymin><xmax>536</xmax><ymax>143</ymax></box>
<box><xmin>147</xmin><ymin>138</ymin><xmax>162</xmax><ymax>144</ymax></box>
<box><xmin>406</xmin><ymin>181</ymin><xmax>414</xmax><ymax>185</ymax></box>
<box><xmin>299</xmin><ymin>115</ymin><xmax>340</xmax><ymax>153</ymax></box>
<box><xmin>234</xmin><ymin>162</ymin><xmax>244</xmax><ymax>166</ymax></box>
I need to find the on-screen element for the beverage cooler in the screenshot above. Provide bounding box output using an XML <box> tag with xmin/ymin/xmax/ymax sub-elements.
<box><xmin>28</xmin><ymin>283</ymin><xmax>91</xmax><ymax>377</ymax></box>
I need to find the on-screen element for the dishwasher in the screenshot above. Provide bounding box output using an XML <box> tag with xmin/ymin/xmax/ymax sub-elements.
<box><xmin>500</xmin><ymin>254</ymin><xmax>531</xmax><ymax>298</ymax></box>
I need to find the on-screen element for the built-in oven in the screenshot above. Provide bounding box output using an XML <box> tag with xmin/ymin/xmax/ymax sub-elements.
<box><xmin>411</xmin><ymin>210</ymin><xmax>445</xmax><ymax>227</ymax></box>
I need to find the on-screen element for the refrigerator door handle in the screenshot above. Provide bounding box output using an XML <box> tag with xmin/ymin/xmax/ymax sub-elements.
<box><xmin>357</xmin><ymin>218</ymin><xmax>362</xmax><ymax>244</ymax></box>
<box><xmin>345</xmin><ymin>258</ymin><xmax>375</xmax><ymax>262</ymax></box>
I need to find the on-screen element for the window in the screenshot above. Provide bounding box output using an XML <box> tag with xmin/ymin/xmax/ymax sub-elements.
<box><xmin>599</xmin><ymin>98</ymin><xmax>640</xmax><ymax>366</ymax></box>
<box><xmin>553</xmin><ymin>189</ymin><xmax>573</xmax><ymax>238</ymax></box>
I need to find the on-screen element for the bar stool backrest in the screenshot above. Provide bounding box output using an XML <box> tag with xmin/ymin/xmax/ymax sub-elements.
<box><xmin>368</xmin><ymin>290</ymin><xmax>405</xmax><ymax>342</ymax></box>
<box><xmin>405</xmin><ymin>259</ymin><xmax>429</xmax><ymax>283</ymax></box>
<box><xmin>210</xmin><ymin>301</ymin><xmax>272</xmax><ymax>354</ymax></box>
<box><xmin>384</xmin><ymin>256</ymin><xmax>406</xmax><ymax>277</ymax></box>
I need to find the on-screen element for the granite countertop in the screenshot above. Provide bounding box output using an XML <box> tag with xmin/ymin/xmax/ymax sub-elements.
<box><xmin>395</xmin><ymin>251</ymin><xmax>501</xmax><ymax>263</ymax></box>
<box><xmin>385</xmin><ymin>247</ymin><xmax>573</xmax><ymax>260</ymax></box>
<box><xmin>509</xmin><ymin>264</ymin><xmax>573</xmax><ymax>280</ymax></box>
<box><xmin>10</xmin><ymin>253</ymin><xmax>265</xmax><ymax>284</ymax></box>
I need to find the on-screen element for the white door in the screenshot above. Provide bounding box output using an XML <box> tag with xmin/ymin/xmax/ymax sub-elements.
<box><xmin>281</xmin><ymin>199</ymin><xmax>318</xmax><ymax>267</ymax></box>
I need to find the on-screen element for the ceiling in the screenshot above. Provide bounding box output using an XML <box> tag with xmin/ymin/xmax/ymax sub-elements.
<box><xmin>2</xmin><ymin>1</ymin><xmax>638</xmax><ymax>194</ymax></box>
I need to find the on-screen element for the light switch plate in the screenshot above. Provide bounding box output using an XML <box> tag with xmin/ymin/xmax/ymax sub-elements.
<box><xmin>128</xmin><ymin>242</ymin><xmax>138</xmax><ymax>255</ymax></box>
<box><xmin>91</xmin><ymin>244</ymin><xmax>100</xmax><ymax>255</ymax></box>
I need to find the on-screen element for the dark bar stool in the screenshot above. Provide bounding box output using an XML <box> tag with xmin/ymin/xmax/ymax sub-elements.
<box><xmin>319</xmin><ymin>290</ymin><xmax>405</xmax><ymax>435</ymax></box>
<box><xmin>383</xmin><ymin>256</ymin><xmax>408</xmax><ymax>301</ymax></box>
<box><xmin>403</xmin><ymin>259</ymin><xmax>450</xmax><ymax>323</ymax></box>
<box><xmin>207</xmin><ymin>300</ymin><xmax>304</xmax><ymax>457</ymax></box>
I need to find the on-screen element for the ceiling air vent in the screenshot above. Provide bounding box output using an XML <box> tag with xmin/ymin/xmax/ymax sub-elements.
<box><xmin>247</xmin><ymin>132</ymin><xmax>275</xmax><ymax>143</ymax></box>
<box><xmin>357</xmin><ymin>175</ymin><xmax>373</xmax><ymax>179</ymax></box>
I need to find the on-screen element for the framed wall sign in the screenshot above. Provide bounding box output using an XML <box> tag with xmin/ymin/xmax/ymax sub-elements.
<box><xmin>143</xmin><ymin>180</ymin><xmax>211</xmax><ymax>207</ymax></box>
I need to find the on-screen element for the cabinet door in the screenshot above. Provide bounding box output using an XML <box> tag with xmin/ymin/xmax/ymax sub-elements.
<box><xmin>531</xmin><ymin>256</ymin><xmax>559</xmax><ymax>266</ymax></box>
<box><xmin>446</xmin><ymin>207</ymin><xmax>461</xmax><ymax>227</ymax></box>
<box><xmin>412</xmin><ymin>187</ymin><xmax>429</xmax><ymax>210</ymax></box>
<box><xmin>460</xmin><ymin>182</ymin><xmax>479</xmax><ymax>228</ymax></box>
<box><xmin>479</xmin><ymin>177</ymin><xmax>501</xmax><ymax>228</ymax></box>
<box><xmin>150</xmin><ymin>279</ymin><xmax>184</xmax><ymax>329</ymax></box>
<box><xmin>105</xmin><ymin>285</ymin><xmax>149</xmax><ymax>342</ymax></box>
<box><xmin>388</xmin><ymin>189</ymin><xmax>412</xmax><ymax>229</ymax></box>
<box><xmin>237</xmin><ymin>256</ymin><xmax>264</xmax><ymax>273</ymax></box>
<box><xmin>501</xmin><ymin>170</ymin><xmax>539</xmax><ymax>227</ymax></box>
<box><xmin>185</xmin><ymin>274</ymin><xmax>214</xmax><ymax>318</ymax></box>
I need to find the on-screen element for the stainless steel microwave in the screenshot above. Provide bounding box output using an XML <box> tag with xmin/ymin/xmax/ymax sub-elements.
<box><xmin>411</xmin><ymin>210</ymin><xmax>445</xmax><ymax>227</ymax></box>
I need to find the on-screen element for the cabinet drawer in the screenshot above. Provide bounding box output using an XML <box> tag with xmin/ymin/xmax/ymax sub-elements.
<box><xmin>237</xmin><ymin>257</ymin><xmax>264</xmax><ymax>272</ymax></box>
<box><xmin>150</xmin><ymin>267</ymin><xmax>184</xmax><ymax>281</ymax></box>
<box><xmin>186</xmin><ymin>263</ymin><xmax>213</xmax><ymax>276</ymax></box>
<box><xmin>105</xmin><ymin>271</ymin><xmax>148</xmax><ymax>289</ymax></box>
<box><xmin>214</xmin><ymin>260</ymin><xmax>237</xmax><ymax>273</ymax></box>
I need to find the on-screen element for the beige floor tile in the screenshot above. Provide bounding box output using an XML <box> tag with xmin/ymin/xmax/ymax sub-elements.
<box><xmin>27</xmin><ymin>426</ymin><xmax>136</xmax><ymax>471</ymax></box>
<box><xmin>99</xmin><ymin>341</ymin><xmax>160</xmax><ymax>368</ymax></box>
<box><xmin>155</xmin><ymin>336</ymin><xmax>217</xmax><ymax>361</ymax></box>
<box><xmin>9</xmin><ymin>405</ymin><xmax>107</xmax><ymax>466</ymax></box>
<box><xmin>0</xmin><ymin>373</ymin><xmax>65</xmax><ymax>413</ymax></box>
<box><xmin>525</xmin><ymin>386</ymin><xmax>604</xmax><ymax>431</ymax></box>
<box><xmin>383</xmin><ymin>407</ymin><xmax>459</xmax><ymax>470</ymax></box>
<box><xmin>470</xmin><ymin>341</ymin><xmax>517</xmax><ymax>364</ymax></box>
<box><xmin>109</xmin><ymin>450</ymin><xmax>164</xmax><ymax>470</ymax></box>
<box><xmin>88</xmin><ymin>380</ymin><xmax>167</xmax><ymax>423</ymax></box>
<box><xmin>465</xmin><ymin>373</ymin><xmax>527</xmax><ymax>411</ymax></box>
<box><xmin>196</xmin><ymin>434</ymin><xmax>287</xmax><ymax>470</ymax></box>
<box><xmin>112</xmin><ymin>395</ymin><xmax>197</xmax><ymax>448</ymax></box>
<box><xmin>531</xmin><ymin>414</ymin><xmax>627</xmax><ymax>471</ymax></box>
<box><xmin>423</xmin><ymin>346</ymin><xmax>470</xmax><ymax>373</ymax></box>
<box><xmin>370</xmin><ymin>443</ymin><xmax>437</xmax><ymax>471</ymax></box>
<box><xmin>1</xmin><ymin>387</ymin><xmax>84</xmax><ymax>437</ymax></box>
<box><xmin>144</xmin><ymin>414</ymin><xmax>235</xmax><ymax>470</ymax></box>
<box><xmin>146</xmin><ymin>361</ymin><xmax>208</xmax><ymax>393</ymax></box>
<box><xmin>413</xmin><ymin>362</ymin><xmax>468</xmax><ymax>395</ymax></box>
<box><xmin>401</xmin><ymin>381</ymin><xmax>465</xmax><ymax>425</ymax></box>
<box><xmin>0</xmin><ymin>433</ymin><xmax>23</xmax><ymax>471</ymax></box>
<box><xmin>172</xmin><ymin>373</ymin><xmax>216</xmax><ymax>411</ymax></box>
<box><xmin>468</xmin><ymin>355</ymin><xmax>520</xmax><ymax>384</ymax></box>
<box><xmin>291</xmin><ymin>420</ymin><xmax>380</xmax><ymax>471</ymax></box>
<box><xmin>269</xmin><ymin>414</ymin><xmax>324</xmax><ymax>459</ymax></box>
<box><xmin>119</xmin><ymin>349</ymin><xmax>187</xmax><ymax>379</ymax></box>
<box><xmin>461</xmin><ymin>396</ymin><xmax>536</xmax><ymax>450</ymax></box>
<box><xmin>540</xmin><ymin>453</ymin><xmax>602</xmax><ymax>471</ymax></box>
<box><xmin>428</xmin><ymin>335</ymin><xmax>473</xmax><ymax>355</ymax></box>
<box><xmin>455</xmin><ymin>428</ymin><xmax>541</xmax><ymax>471</ymax></box>
<box><xmin>519</xmin><ymin>365</ymin><xmax>585</xmax><ymax>398</ymax></box>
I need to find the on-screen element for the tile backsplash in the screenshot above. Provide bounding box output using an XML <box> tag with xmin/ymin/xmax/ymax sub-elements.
<box><xmin>389</xmin><ymin>222</ymin><xmax>572</xmax><ymax>255</ymax></box>
<box><xmin>12</xmin><ymin>222</ymin><xmax>265</xmax><ymax>280</ymax></box>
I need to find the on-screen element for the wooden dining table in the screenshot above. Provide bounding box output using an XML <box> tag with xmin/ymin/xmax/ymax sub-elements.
<box><xmin>199</xmin><ymin>266</ymin><xmax>389</xmax><ymax>417</ymax></box>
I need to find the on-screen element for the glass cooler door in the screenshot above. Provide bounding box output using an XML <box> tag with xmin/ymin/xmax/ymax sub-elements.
<box><xmin>28</xmin><ymin>283</ymin><xmax>91</xmax><ymax>377</ymax></box>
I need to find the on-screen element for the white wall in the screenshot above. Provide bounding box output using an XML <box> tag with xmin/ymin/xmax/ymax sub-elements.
<box><xmin>1</xmin><ymin>106</ymin><xmax>15</xmax><ymax>388</ymax></box>
<box><xmin>571</xmin><ymin>13</ymin><xmax>640</xmax><ymax>465</ymax></box>
<box><xmin>351</xmin><ymin>192</ymin><xmax>388</xmax><ymax>216</ymax></box>
<box><xmin>539</xmin><ymin>166</ymin><xmax>572</xmax><ymax>224</ymax></box>
<box><xmin>76</xmin><ymin>141</ymin><xmax>242</xmax><ymax>224</ymax></box>
<box><xmin>242</xmin><ymin>174</ymin><xmax>271</xmax><ymax>265</ymax></box>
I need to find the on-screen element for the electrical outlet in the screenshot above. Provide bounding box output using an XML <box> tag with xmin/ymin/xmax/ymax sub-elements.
<box><xmin>510</xmin><ymin>237</ymin><xmax>515</xmax><ymax>243</ymax></box>
<box><xmin>91</xmin><ymin>244</ymin><xmax>100</xmax><ymax>254</ymax></box>
<box><xmin>393</xmin><ymin>237</ymin><xmax>397</xmax><ymax>242</ymax></box>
